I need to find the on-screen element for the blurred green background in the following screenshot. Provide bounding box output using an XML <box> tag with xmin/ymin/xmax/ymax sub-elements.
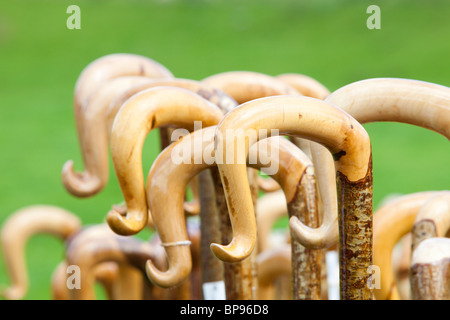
<box><xmin>0</xmin><ymin>0</ymin><xmax>448</xmax><ymax>299</ymax></box>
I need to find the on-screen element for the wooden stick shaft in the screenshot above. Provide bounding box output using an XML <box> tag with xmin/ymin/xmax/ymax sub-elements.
<box><xmin>336</xmin><ymin>157</ymin><xmax>373</xmax><ymax>300</ymax></box>
<box><xmin>287</xmin><ymin>168</ymin><xmax>321</xmax><ymax>300</ymax></box>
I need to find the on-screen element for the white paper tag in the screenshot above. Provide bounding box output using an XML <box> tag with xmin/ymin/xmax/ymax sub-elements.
<box><xmin>202</xmin><ymin>281</ymin><xmax>226</xmax><ymax>300</ymax></box>
<box><xmin>326</xmin><ymin>250</ymin><xmax>340</xmax><ymax>300</ymax></box>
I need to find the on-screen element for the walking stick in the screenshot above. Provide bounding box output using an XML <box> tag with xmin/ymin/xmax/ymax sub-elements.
<box><xmin>63</xmin><ymin>53</ymin><xmax>173</xmax><ymax>197</ymax></box>
<box><xmin>212</xmin><ymin>95</ymin><xmax>372</xmax><ymax>300</ymax></box>
<box><xmin>291</xmin><ymin>78</ymin><xmax>450</xmax><ymax>299</ymax></box>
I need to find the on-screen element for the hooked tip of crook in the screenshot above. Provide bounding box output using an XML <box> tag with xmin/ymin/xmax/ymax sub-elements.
<box><xmin>145</xmin><ymin>259</ymin><xmax>166</xmax><ymax>287</ymax></box>
<box><xmin>210</xmin><ymin>238</ymin><xmax>254</xmax><ymax>263</ymax></box>
<box><xmin>61</xmin><ymin>160</ymin><xmax>102</xmax><ymax>198</ymax></box>
<box><xmin>106</xmin><ymin>207</ymin><xmax>147</xmax><ymax>236</ymax></box>
<box><xmin>289</xmin><ymin>216</ymin><xmax>337</xmax><ymax>249</ymax></box>
<box><xmin>145</xmin><ymin>254</ymin><xmax>191</xmax><ymax>288</ymax></box>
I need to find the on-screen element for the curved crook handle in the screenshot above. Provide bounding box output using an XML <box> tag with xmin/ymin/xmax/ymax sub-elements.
<box><xmin>410</xmin><ymin>237</ymin><xmax>450</xmax><ymax>300</ymax></box>
<box><xmin>372</xmin><ymin>191</ymin><xmax>440</xmax><ymax>300</ymax></box>
<box><xmin>103</xmin><ymin>79</ymin><xmax>235</xmax><ymax>229</ymax></box>
<box><xmin>212</xmin><ymin>96</ymin><xmax>371</xmax><ymax>264</ymax></box>
<box><xmin>328</xmin><ymin>78</ymin><xmax>450</xmax><ymax>136</ymax></box>
<box><xmin>64</xmin><ymin>53</ymin><xmax>173</xmax><ymax>197</ymax></box>
<box><xmin>293</xmin><ymin>78</ymin><xmax>450</xmax><ymax>250</ymax></box>
<box><xmin>107</xmin><ymin>87</ymin><xmax>223</xmax><ymax>235</ymax></box>
<box><xmin>411</xmin><ymin>191</ymin><xmax>450</xmax><ymax>253</ymax></box>
<box><xmin>62</xmin><ymin>76</ymin><xmax>156</xmax><ymax>197</ymax></box>
<box><xmin>0</xmin><ymin>205</ymin><xmax>81</xmax><ymax>300</ymax></box>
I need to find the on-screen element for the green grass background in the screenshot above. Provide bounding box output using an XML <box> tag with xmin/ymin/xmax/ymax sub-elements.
<box><xmin>0</xmin><ymin>0</ymin><xmax>448</xmax><ymax>299</ymax></box>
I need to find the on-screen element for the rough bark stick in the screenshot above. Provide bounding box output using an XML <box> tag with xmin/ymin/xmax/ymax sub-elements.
<box><xmin>336</xmin><ymin>157</ymin><xmax>373</xmax><ymax>300</ymax></box>
<box><xmin>287</xmin><ymin>167</ymin><xmax>321</xmax><ymax>300</ymax></box>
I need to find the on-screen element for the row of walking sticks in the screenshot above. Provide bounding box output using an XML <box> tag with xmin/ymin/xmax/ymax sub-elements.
<box><xmin>1</xmin><ymin>53</ymin><xmax>449</xmax><ymax>300</ymax></box>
